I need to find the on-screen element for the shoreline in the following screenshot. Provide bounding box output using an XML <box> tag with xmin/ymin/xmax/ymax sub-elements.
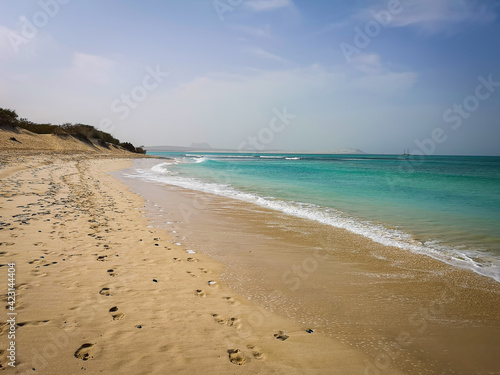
<box><xmin>130</xmin><ymin>158</ymin><xmax>500</xmax><ymax>284</ymax></box>
<box><xmin>117</xmin><ymin>158</ymin><xmax>500</xmax><ymax>374</ymax></box>
<box><xmin>0</xmin><ymin>153</ymin><xmax>373</xmax><ymax>374</ymax></box>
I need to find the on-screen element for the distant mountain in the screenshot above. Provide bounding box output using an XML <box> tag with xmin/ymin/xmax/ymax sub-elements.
<box><xmin>146</xmin><ymin>144</ymin><xmax>233</xmax><ymax>152</ymax></box>
<box><xmin>145</xmin><ymin>144</ymin><xmax>366</xmax><ymax>154</ymax></box>
<box><xmin>190</xmin><ymin>142</ymin><xmax>213</xmax><ymax>150</ymax></box>
<box><xmin>330</xmin><ymin>148</ymin><xmax>365</xmax><ymax>154</ymax></box>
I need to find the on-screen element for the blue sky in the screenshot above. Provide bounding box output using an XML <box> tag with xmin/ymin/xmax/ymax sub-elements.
<box><xmin>1</xmin><ymin>0</ymin><xmax>499</xmax><ymax>154</ymax></box>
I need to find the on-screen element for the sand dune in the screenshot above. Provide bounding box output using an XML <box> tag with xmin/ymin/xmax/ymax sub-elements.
<box><xmin>0</xmin><ymin>126</ymin><xmax>135</xmax><ymax>155</ymax></box>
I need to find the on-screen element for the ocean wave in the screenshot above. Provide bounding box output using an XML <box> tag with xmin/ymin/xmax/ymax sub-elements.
<box><xmin>126</xmin><ymin>162</ymin><xmax>500</xmax><ymax>283</ymax></box>
<box><xmin>150</xmin><ymin>162</ymin><xmax>174</xmax><ymax>174</ymax></box>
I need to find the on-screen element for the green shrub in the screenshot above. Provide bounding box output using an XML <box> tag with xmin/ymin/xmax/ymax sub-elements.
<box><xmin>0</xmin><ymin>107</ymin><xmax>144</xmax><ymax>153</ymax></box>
<box><xmin>0</xmin><ymin>108</ymin><xmax>19</xmax><ymax>127</ymax></box>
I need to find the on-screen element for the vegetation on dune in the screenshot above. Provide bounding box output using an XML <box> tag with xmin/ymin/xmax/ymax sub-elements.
<box><xmin>0</xmin><ymin>108</ymin><xmax>20</xmax><ymax>127</ymax></box>
<box><xmin>0</xmin><ymin>107</ymin><xmax>146</xmax><ymax>154</ymax></box>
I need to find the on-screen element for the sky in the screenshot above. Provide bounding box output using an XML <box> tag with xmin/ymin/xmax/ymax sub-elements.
<box><xmin>1</xmin><ymin>0</ymin><xmax>499</xmax><ymax>155</ymax></box>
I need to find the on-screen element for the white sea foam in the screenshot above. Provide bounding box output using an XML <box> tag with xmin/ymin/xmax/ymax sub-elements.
<box><xmin>125</xmin><ymin>161</ymin><xmax>500</xmax><ymax>283</ymax></box>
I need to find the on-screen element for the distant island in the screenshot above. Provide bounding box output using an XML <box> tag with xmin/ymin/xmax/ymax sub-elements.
<box><xmin>146</xmin><ymin>143</ymin><xmax>365</xmax><ymax>154</ymax></box>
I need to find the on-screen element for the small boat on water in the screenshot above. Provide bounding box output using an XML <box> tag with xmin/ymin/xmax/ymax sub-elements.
<box><xmin>401</xmin><ymin>148</ymin><xmax>410</xmax><ymax>159</ymax></box>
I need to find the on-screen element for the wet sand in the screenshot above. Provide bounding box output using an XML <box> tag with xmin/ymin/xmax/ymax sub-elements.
<box><xmin>0</xmin><ymin>153</ymin><xmax>374</xmax><ymax>374</ymax></box>
<box><xmin>116</xmin><ymin>158</ymin><xmax>500</xmax><ymax>375</ymax></box>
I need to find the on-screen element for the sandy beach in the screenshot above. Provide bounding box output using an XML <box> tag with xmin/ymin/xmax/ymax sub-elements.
<box><xmin>2</xmin><ymin>1</ymin><xmax>499</xmax><ymax>373</ymax></box>
<box><xmin>0</xmin><ymin>147</ymin><xmax>498</xmax><ymax>374</ymax></box>
<box><xmin>0</xmin><ymin>152</ymin><xmax>380</xmax><ymax>374</ymax></box>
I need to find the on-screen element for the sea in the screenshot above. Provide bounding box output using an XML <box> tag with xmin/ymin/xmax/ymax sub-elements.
<box><xmin>128</xmin><ymin>152</ymin><xmax>500</xmax><ymax>282</ymax></box>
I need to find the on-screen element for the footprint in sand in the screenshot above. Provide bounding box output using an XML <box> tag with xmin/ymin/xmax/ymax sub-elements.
<box><xmin>186</xmin><ymin>257</ymin><xmax>198</xmax><ymax>262</ymax></box>
<box><xmin>274</xmin><ymin>330</ymin><xmax>289</xmax><ymax>341</ymax></box>
<box><xmin>227</xmin><ymin>317</ymin><xmax>242</xmax><ymax>329</ymax></box>
<box><xmin>109</xmin><ymin>306</ymin><xmax>124</xmax><ymax>320</ymax></box>
<box><xmin>186</xmin><ymin>271</ymin><xmax>198</xmax><ymax>278</ymax></box>
<box><xmin>107</xmin><ymin>269</ymin><xmax>117</xmax><ymax>277</ymax></box>
<box><xmin>195</xmin><ymin>289</ymin><xmax>206</xmax><ymax>298</ymax></box>
<box><xmin>74</xmin><ymin>343</ymin><xmax>95</xmax><ymax>361</ymax></box>
<box><xmin>99</xmin><ymin>288</ymin><xmax>111</xmax><ymax>296</ymax></box>
<box><xmin>96</xmin><ymin>255</ymin><xmax>108</xmax><ymax>262</ymax></box>
<box><xmin>212</xmin><ymin>314</ymin><xmax>241</xmax><ymax>329</ymax></box>
<box><xmin>247</xmin><ymin>345</ymin><xmax>266</xmax><ymax>360</ymax></box>
<box><xmin>223</xmin><ymin>297</ymin><xmax>239</xmax><ymax>305</ymax></box>
<box><xmin>212</xmin><ymin>314</ymin><xmax>226</xmax><ymax>325</ymax></box>
<box><xmin>228</xmin><ymin>349</ymin><xmax>247</xmax><ymax>366</ymax></box>
<box><xmin>16</xmin><ymin>283</ymin><xmax>27</xmax><ymax>292</ymax></box>
<box><xmin>31</xmin><ymin>270</ymin><xmax>48</xmax><ymax>278</ymax></box>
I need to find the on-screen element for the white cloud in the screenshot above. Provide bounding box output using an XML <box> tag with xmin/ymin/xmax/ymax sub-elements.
<box><xmin>390</xmin><ymin>0</ymin><xmax>497</xmax><ymax>32</ymax></box>
<box><xmin>0</xmin><ymin>22</ymin><xmax>60</xmax><ymax>62</ymax></box>
<box><xmin>245</xmin><ymin>0</ymin><xmax>293</xmax><ymax>12</ymax></box>
<box><xmin>0</xmin><ymin>52</ymin><xmax>116</xmax><ymax>121</ymax></box>
<box><xmin>352</xmin><ymin>71</ymin><xmax>417</xmax><ymax>96</ymax></box>
<box><xmin>351</xmin><ymin>54</ymin><xmax>382</xmax><ymax>75</ymax></box>
<box><xmin>126</xmin><ymin>61</ymin><xmax>417</xmax><ymax>147</ymax></box>
<box><xmin>348</xmin><ymin>53</ymin><xmax>416</xmax><ymax>95</ymax></box>
<box><xmin>0</xmin><ymin>25</ymin><xmax>18</xmax><ymax>61</ymax></box>
<box><xmin>0</xmin><ymin>41</ymin><xmax>417</xmax><ymax>151</ymax></box>
<box><xmin>328</xmin><ymin>0</ymin><xmax>498</xmax><ymax>35</ymax></box>
<box><xmin>364</xmin><ymin>0</ymin><xmax>497</xmax><ymax>34</ymax></box>
<box><xmin>246</xmin><ymin>47</ymin><xmax>289</xmax><ymax>63</ymax></box>
<box><xmin>232</xmin><ymin>24</ymin><xmax>273</xmax><ymax>38</ymax></box>
<box><xmin>64</xmin><ymin>53</ymin><xmax>114</xmax><ymax>85</ymax></box>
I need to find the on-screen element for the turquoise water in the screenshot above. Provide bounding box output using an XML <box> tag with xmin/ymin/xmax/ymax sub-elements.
<box><xmin>140</xmin><ymin>152</ymin><xmax>500</xmax><ymax>281</ymax></box>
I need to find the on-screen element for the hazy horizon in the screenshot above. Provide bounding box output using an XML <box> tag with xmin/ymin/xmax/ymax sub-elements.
<box><xmin>1</xmin><ymin>0</ymin><xmax>500</xmax><ymax>156</ymax></box>
<box><xmin>146</xmin><ymin>146</ymin><xmax>500</xmax><ymax>157</ymax></box>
